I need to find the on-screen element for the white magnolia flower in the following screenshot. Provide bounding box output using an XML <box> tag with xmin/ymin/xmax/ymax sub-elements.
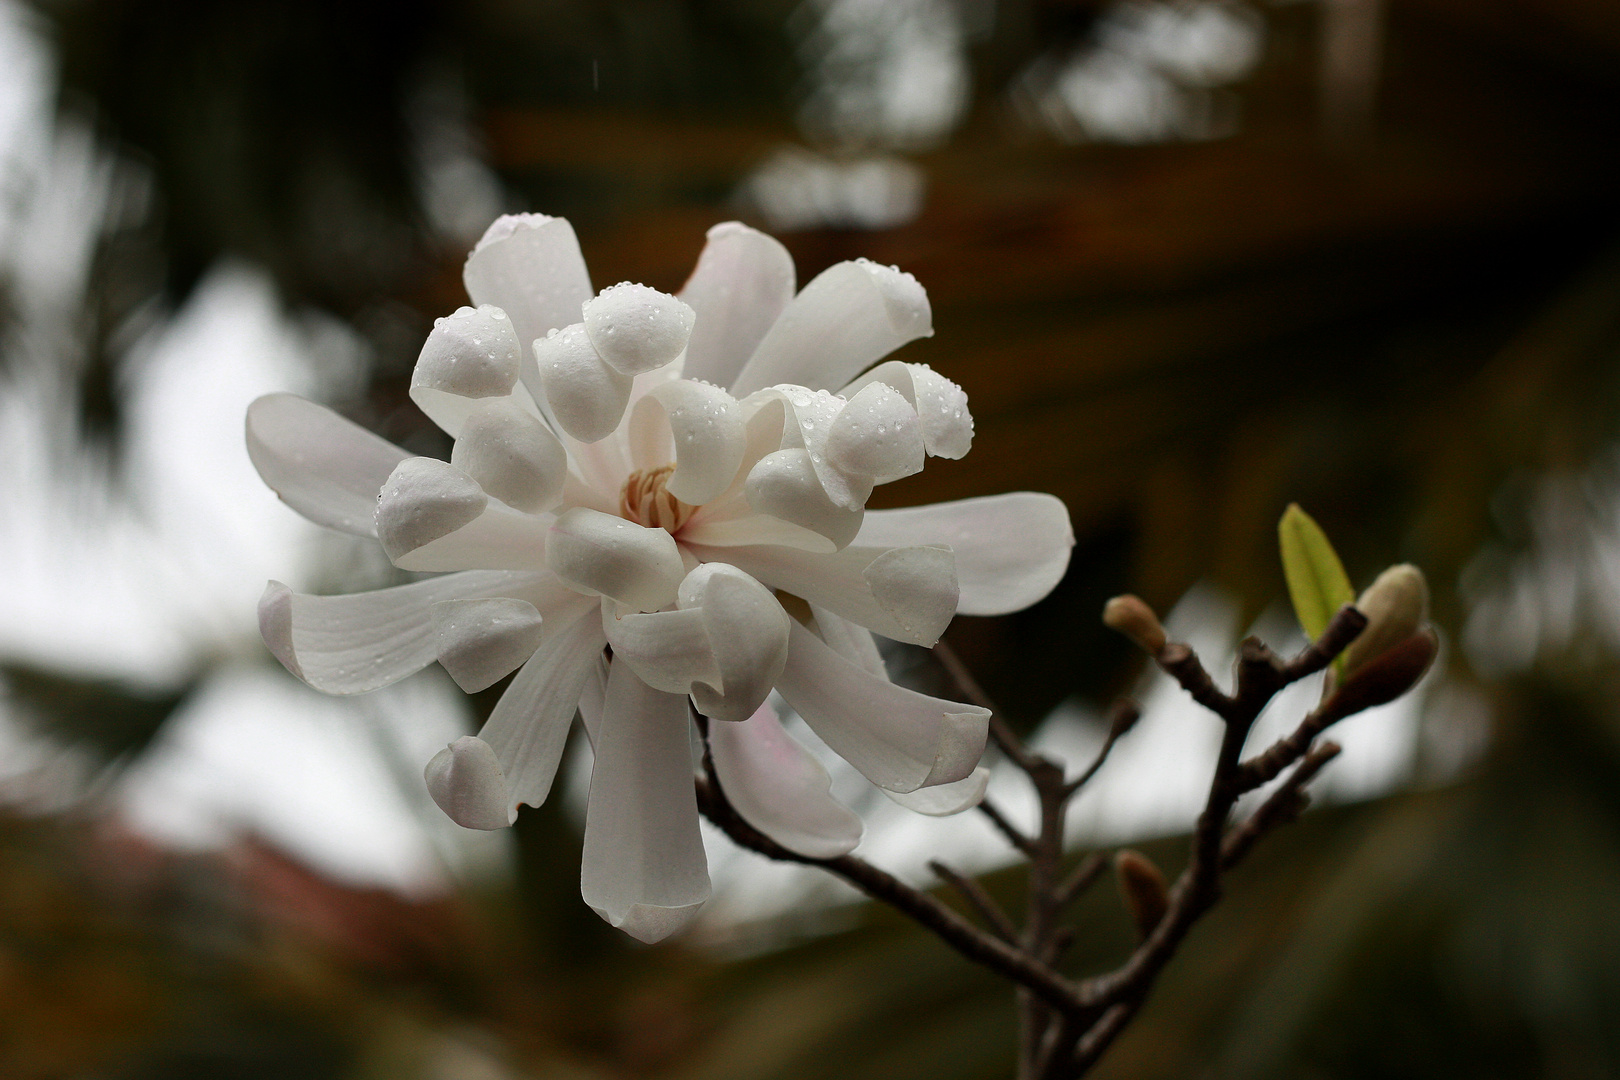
<box><xmin>247</xmin><ymin>215</ymin><xmax>1074</xmax><ymax>941</ymax></box>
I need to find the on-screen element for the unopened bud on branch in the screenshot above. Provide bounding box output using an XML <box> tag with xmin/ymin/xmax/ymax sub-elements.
<box><xmin>1328</xmin><ymin>627</ymin><xmax>1437</xmax><ymax>718</ymax></box>
<box><xmin>1114</xmin><ymin>849</ymin><xmax>1169</xmax><ymax>940</ymax></box>
<box><xmin>1342</xmin><ymin>564</ymin><xmax>1429</xmax><ymax>675</ymax></box>
<box><xmin>1103</xmin><ymin>595</ymin><xmax>1167</xmax><ymax>655</ymax></box>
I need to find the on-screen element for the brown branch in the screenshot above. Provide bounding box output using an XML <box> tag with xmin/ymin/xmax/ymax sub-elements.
<box><xmin>1063</xmin><ymin>701</ymin><xmax>1140</xmax><ymax>796</ymax></box>
<box><xmin>930</xmin><ymin>859</ymin><xmax>1019</xmax><ymax>944</ymax></box>
<box><xmin>979</xmin><ymin>796</ymin><xmax>1038</xmax><ymax>856</ymax></box>
<box><xmin>1155</xmin><ymin>642</ymin><xmax>1235</xmax><ymax>719</ymax></box>
<box><xmin>1222</xmin><ymin>742</ymin><xmax>1340</xmax><ymax>871</ymax></box>
<box><xmin>1280</xmin><ymin>604</ymin><xmax>1368</xmax><ymax>681</ymax></box>
<box><xmin>1054</xmin><ymin>852</ymin><xmax>1108</xmax><ymax>908</ymax></box>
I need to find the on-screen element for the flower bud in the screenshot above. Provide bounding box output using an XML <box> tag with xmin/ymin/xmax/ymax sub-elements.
<box><xmin>1114</xmin><ymin>849</ymin><xmax>1169</xmax><ymax>940</ymax></box>
<box><xmin>1342</xmin><ymin>564</ymin><xmax>1429</xmax><ymax>675</ymax></box>
<box><xmin>1328</xmin><ymin>627</ymin><xmax>1437</xmax><ymax>718</ymax></box>
<box><xmin>1103</xmin><ymin>595</ymin><xmax>1167</xmax><ymax>655</ymax></box>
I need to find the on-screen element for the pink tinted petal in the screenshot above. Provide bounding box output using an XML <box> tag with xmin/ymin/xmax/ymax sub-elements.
<box><xmin>245</xmin><ymin>393</ymin><xmax>409</xmax><ymax>537</ymax></box>
<box><xmin>855</xmin><ymin>493</ymin><xmax>1074</xmax><ymax>615</ymax></box>
<box><xmin>678</xmin><ymin>222</ymin><xmax>796</xmax><ymax>390</ymax></box>
<box><xmin>775</xmin><ymin>620</ymin><xmax>988</xmax><ymax>792</ymax></box>
<box><xmin>580</xmin><ymin>662</ymin><xmax>710</xmax><ymax>943</ymax></box>
<box><xmin>710</xmin><ymin>702</ymin><xmax>862</xmax><ymax>858</ymax></box>
<box><xmin>882</xmin><ymin>766</ymin><xmax>990</xmax><ymax>816</ymax></box>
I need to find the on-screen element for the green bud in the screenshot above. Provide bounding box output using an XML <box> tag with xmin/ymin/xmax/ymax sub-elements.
<box><xmin>1342</xmin><ymin>564</ymin><xmax>1429</xmax><ymax>675</ymax></box>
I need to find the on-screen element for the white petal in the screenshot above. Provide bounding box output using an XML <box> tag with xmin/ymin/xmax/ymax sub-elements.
<box><xmin>731</xmin><ymin>259</ymin><xmax>932</xmax><ymax>397</ymax></box>
<box><xmin>245</xmin><ymin>393</ymin><xmax>409</xmax><ymax>537</ymax></box>
<box><xmin>841</xmin><ymin>360</ymin><xmax>973</xmax><ymax>460</ymax></box>
<box><xmin>688</xmin><ymin>541</ymin><xmax>956</xmax><ymax>647</ymax></box>
<box><xmin>855</xmin><ymin>493</ymin><xmax>1074</xmax><ymax>615</ymax></box>
<box><xmin>809</xmin><ymin>603</ymin><xmax>887</xmax><ymax>680</ymax></box>
<box><xmin>425</xmin><ymin>736</ymin><xmax>514</xmax><ymax>830</ymax></box>
<box><xmin>583</xmin><ymin>282</ymin><xmax>695</xmax><ymax>376</ymax></box>
<box><xmin>824</xmin><ymin>381</ymin><xmax>924</xmax><ymax>484</ymax></box>
<box><xmin>882</xmin><ymin>766</ymin><xmax>990</xmax><ymax>816</ymax></box>
<box><xmin>478</xmin><ymin>601</ymin><xmax>604</xmax><ymax>811</ymax></box>
<box><xmin>546</xmin><ymin>507</ymin><xmax>685</xmax><ymax>612</ymax></box>
<box><xmin>258</xmin><ymin>570</ymin><xmax>553</xmax><ymax>694</ymax></box>
<box><xmin>577</xmin><ymin>652</ymin><xmax>610</xmax><ymax>749</ymax></box>
<box><xmin>603</xmin><ymin>604</ymin><xmax>721</xmax><ymax>695</ymax></box>
<box><xmin>628</xmin><ymin>380</ymin><xmax>746</xmax><ymax>506</ymax></box>
<box><xmin>450</xmin><ymin>398</ymin><xmax>567</xmax><ymax>512</ymax></box>
<box><xmin>432</xmin><ymin>597</ymin><xmax>546</xmax><ymax>693</ymax></box>
<box><xmin>376</xmin><ymin>458</ymin><xmax>553</xmax><ymax>572</ymax></box>
<box><xmin>775</xmin><ymin>620</ymin><xmax>988</xmax><ymax>792</ymax></box>
<box><xmin>743</xmin><ymin>449</ymin><xmax>865</xmax><ymax>549</ymax></box>
<box><xmin>680</xmin><ymin>564</ymin><xmax>790</xmax><ymax>723</ymax></box>
<box><xmin>409</xmin><ymin>304</ymin><xmax>522</xmax><ymax>437</ymax></box>
<box><xmin>677</xmin><ymin>221</ymin><xmax>796</xmax><ymax>390</ymax></box>
<box><xmin>709</xmin><ymin>701</ymin><xmax>862</xmax><ymax>857</ymax></box>
<box><xmin>580</xmin><ymin>662</ymin><xmax>710</xmax><ymax>942</ymax></box>
<box><xmin>463</xmin><ymin>214</ymin><xmax>595</xmax><ymax>380</ymax></box>
<box><xmin>534</xmin><ymin>323</ymin><xmax>634</xmax><ymax>443</ymax></box>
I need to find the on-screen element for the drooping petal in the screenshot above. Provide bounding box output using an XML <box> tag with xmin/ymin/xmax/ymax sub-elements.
<box><xmin>688</xmin><ymin>541</ymin><xmax>957</xmax><ymax>647</ymax></box>
<box><xmin>258</xmin><ymin>570</ymin><xmax>556</xmax><ymax>694</ymax></box>
<box><xmin>730</xmin><ymin>259</ymin><xmax>932</xmax><ymax>397</ymax></box>
<box><xmin>840</xmin><ymin>360</ymin><xmax>973</xmax><ymax>460</ymax></box>
<box><xmin>775</xmin><ymin>620</ymin><xmax>987</xmax><ymax>792</ymax></box>
<box><xmin>677</xmin><ymin>221</ymin><xmax>796</xmax><ymax>390</ymax></box>
<box><xmin>854</xmin><ymin>493</ymin><xmax>1074</xmax><ymax>615</ymax></box>
<box><xmin>583</xmin><ymin>283</ymin><xmax>695</xmax><ymax>376</ymax></box>
<box><xmin>546</xmin><ymin>507</ymin><xmax>685</xmax><ymax>612</ymax></box>
<box><xmin>882</xmin><ymin>766</ymin><xmax>990</xmax><ymax>816</ymax></box>
<box><xmin>809</xmin><ymin>603</ymin><xmax>887</xmax><ymax>680</ymax></box>
<box><xmin>409</xmin><ymin>305</ymin><xmax>522</xmax><ymax>438</ymax></box>
<box><xmin>478</xmin><ymin>600</ymin><xmax>604</xmax><ymax>812</ymax></box>
<box><xmin>680</xmin><ymin>564</ymin><xmax>790</xmax><ymax>723</ymax></box>
<box><xmin>245</xmin><ymin>393</ymin><xmax>409</xmax><ymax>537</ymax></box>
<box><xmin>425</xmin><ymin>736</ymin><xmax>514</xmax><ymax>830</ymax></box>
<box><xmin>679</xmin><ymin>502</ymin><xmax>841</xmax><ymax>554</ymax></box>
<box><xmin>742</xmin><ymin>449</ymin><xmax>865</xmax><ymax>549</ymax></box>
<box><xmin>603</xmin><ymin>604</ymin><xmax>720</xmax><ymax>695</ymax></box>
<box><xmin>375</xmin><ymin>458</ymin><xmax>553</xmax><ymax>572</ymax></box>
<box><xmin>432</xmin><ymin>597</ymin><xmax>546</xmax><ymax>693</ymax></box>
<box><xmin>709</xmin><ymin>701</ymin><xmax>862</xmax><ymax>857</ymax></box>
<box><xmin>824</xmin><ymin>381</ymin><xmax>924</xmax><ymax>485</ymax></box>
<box><xmin>463</xmin><ymin>214</ymin><xmax>594</xmax><ymax>377</ymax></box>
<box><xmin>450</xmin><ymin>399</ymin><xmax>568</xmax><ymax>513</ymax></box>
<box><xmin>580</xmin><ymin>661</ymin><xmax>710</xmax><ymax>943</ymax></box>
<box><xmin>534</xmin><ymin>323</ymin><xmax>634</xmax><ymax>443</ymax></box>
<box><xmin>628</xmin><ymin>380</ymin><xmax>746</xmax><ymax>506</ymax></box>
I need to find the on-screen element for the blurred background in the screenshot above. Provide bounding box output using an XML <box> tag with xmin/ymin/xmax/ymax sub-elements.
<box><xmin>2</xmin><ymin>0</ymin><xmax>1619</xmax><ymax>1076</ymax></box>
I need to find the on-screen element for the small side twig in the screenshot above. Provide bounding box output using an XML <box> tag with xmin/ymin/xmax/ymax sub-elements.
<box><xmin>1053</xmin><ymin>852</ymin><xmax>1108</xmax><ymax>909</ymax></box>
<box><xmin>930</xmin><ymin>859</ymin><xmax>1020</xmax><ymax>944</ymax></box>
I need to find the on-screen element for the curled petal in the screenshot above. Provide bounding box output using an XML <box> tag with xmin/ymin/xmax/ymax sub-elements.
<box><xmin>479</xmin><ymin>601</ymin><xmax>605</xmax><ymax>811</ymax></box>
<box><xmin>743</xmin><ymin>449</ymin><xmax>864</xmax><ymax>550</ymax></box>
<box><xmin>882</xmin><ymin>766</ymin><xmax>990</xmax><ymax>816</ymax></box>
<box><xmin>776</xmin><ymin>620</ymin><xmax>987</xmax><ymax>792</ymax></box>
<box><xmin>246</xmin><ymin>393</ymin><xmax>409</xmax><ymax>537</ymax></box>
<box><xmin>535</xmin><ymin>323</ymin><xmax>633</xmax><ymax>443</ymax></box>
<box><xmin>809</xmin><ymin>603</ymin><xmax>887</xmax><ymax>680</ymax></box>
<box><xmin>581</xmin><ymin>662</ymin><xmax>710</xmax><ymax>943</ymax></box>
<box><xmin>463</xmin><ymin>214</ymin><xmax>594</xmax><ymax>380</ymax></box>
<box><xmin>432</xmin><ymin>597</ymin><xmax>545</xmax><ymax>693</ymax></box>
<box><xmin>710</xmin><ymin>702</ymin><xmax>862</xmax><ymax>858</ymax></box>
<box><xmin>825</xmin><ymin>381</ymin><xmax>924</xmax><ymax>484</ymax></box>
<box><xmin>680</xmin><ymin>505</ymin><xmax>841</xmax><ymax>554</ymax></box>
<box><xmin>863</xmin><ymin>545</ymin><xmax>958</xmax><ymax>645</ymax></box>
<box><xmin>546</xmin><ymin>507</ymin><xmax>685</xmax><ymax>612</ymax></box>
<box><xmin>451</xmin><ymin>399</ymin><xmax>568</xmax><ymax>512</ymax></box>
<box><xmin>603</xmin><ymin>605</ymin><xmax>721</xmax><ymax>695</ymax></box>
<box><xmin>258</xmin><ymin>570</ymin><xmax>555</xmax><ymax>694</ymax></box>
<box><xmin>678</xmin><ymin>221</ymin><xmax>795</xmax><ymax>389</ymax></box>
<box><xmin>731</xmin><ymin>258</ymin><xmax>932</xmax><ymax>397</ymax></box>
<box><xmin>425</xmin><ymin>736</ymin><xmax>514</xmax><ymax>830</ymax></box>
<box><xmin>855</xmin><ymin>493</ymin><xmax>1074</xmax><ymax>615</ymax></box>
<box><xmin>583</xmin><ymin>282</ymin><xmax>695</xmax><ymax>376</ymax></box>
<box><xmin>376</xmin><ymin>458</ymin><xmax>552</xmax><ymax>572</ymax></box>
<box><xmin>628</xmin><ymin>380</ymin><xmax>746</xmax><ymax>506</ymax></box>
<box><xmin>841</xmin><ymin>360</ymin><xmax>973</xmax><ymax>460</ymax></box>
<box><xmin>743</xmin><ymin>387</ymin><xmax>872</xmax><ymax>512</ymax></box>
<box><xmin>410</xmin><ymin>305</ymin><xmax>522</xmax><ymax>437</ymax></box>
<box><xmin>680</xmin><ymin>564</ymin><xmax>790</xmax><ymax>723</ymax></box>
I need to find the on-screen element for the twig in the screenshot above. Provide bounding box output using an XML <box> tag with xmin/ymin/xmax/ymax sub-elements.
<box><xmin>935</xmin><ymin>638</ymin><xmax>1048</xmax><ymax>775</ymax></box>
<box><xmin>1222</xmin><ymin>742</ymin><xmax>1340</xmax><ymax>870</ymax></box>
<box><xmin>1063</xmin><ymin>701</ymin><xmax>1139</xmax><ymax>796</ymax></box>
<box><xmin>979</xmin><ymin>796</ymin><xmax>1038</xmax><ymax>856</ymax></box>
<box><xmin>1053</xmin><ymin>852</ymin><xmax>1108</xmax><ymax>909</ymax></box>
<box><xmin>930</xmin><ymin>859</ymin><xmax>1020</xmax><ymax>944</ymax></box>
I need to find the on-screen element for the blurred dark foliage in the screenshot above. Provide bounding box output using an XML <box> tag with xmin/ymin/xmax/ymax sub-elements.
<box><xmin>6</xmin><ymin>0</ymin><xmax>1620</xmax><ymax>1076</ymax></box>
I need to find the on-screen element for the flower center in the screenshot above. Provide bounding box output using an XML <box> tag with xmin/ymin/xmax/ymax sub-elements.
<box><xmin>620</xmin><ymin>464</ymin><xmax>696</xmax><ymax>533</ymax></box>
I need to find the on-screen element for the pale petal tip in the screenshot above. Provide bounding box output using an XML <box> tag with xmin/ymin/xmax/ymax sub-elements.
<box><xmin>583</xmin><ymin>282</ymin><xmax>697</xmax><ymax>376</ymax></box>
<box><xmin>588</xmin><ymin>899</ymin><xmax>708</xmax><ymax>944</ymax></box>
<box><xmin>257</xmin><ymin>580</ymin><xmax>301</xmax><ymax>680</ymax></box>
<box><xmin>425</xmin><ymin>736</ymin><xmax>516</xmax><ymax>830</ymax></box>
<box><xmin>471</xmin><ymin>212</ymin><xmax>560</xmax><ymax>254</ymax></box>
<box><xmin>375</xmin><ymin>458</ymin><xmax>489</xmax><ymax>564</ymax></box>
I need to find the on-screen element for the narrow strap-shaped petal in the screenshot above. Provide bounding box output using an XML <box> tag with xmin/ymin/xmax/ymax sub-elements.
<box><xmin>730</xmin><ymin>259</ymin><xmax>932</xmax><ymax>397</ymax></box>
<box><xmin>410</xmin><ymin>305</ymin><xmax>523</xmax><ymax>438</ymax></box>
<box><xmin>477</xmin><ymin>598</ymin><xmax>603</xmax><ymax>813</ymax></box>
<box><xmin>535</xmin><ymin>323</ymin><xmax>633</xmax><ymax>443</ymax></box>
<box><xmin>854</xmin><ymin>493</ymin><xmax>1074</xmax><ymax>615</ymax></box>
<box><xmin>681</xmin><ymin>564</ymin><xmax>790</xmax><ymax>723</ymax></box>
<box><xmin>627</xmin><ymin>379</ymin><xmax>746</xmax><ymax>506</ymax></box>
<box><xmin>824</xmin><ymin>381</ymin><xmax>924</xmax><ymax>485</ymax></box>
<box><xmin>840</xmin><ymin>360</ymin><xmax>973</xmax><ymax>460</ymax></box>
<box><xmin>809</xmin><ymin>603</ymin><xmax>887</xmax><ymax>680</ymax></box>
<box><xmin>432</xmin><ymin>597</ymin><xmax>546</xmax><ymax>693</ymax></box>
<box><xmin>685</xmin><ymin>541</ymin><xmax>957</xmax><ymax>647</ymax></box>
<box><xmin>258</xmin><ymin>570</ymin><xmax>561</xmax><ymax>694</ymax></box>
<box><xmin>678</xmin><ymin>222</ymin><xmax>796</xmax><ymax>390</ymax></box>
<box><xmin>775</xmin><ymin>620</ymin><xmax>987</xmax><ymax>792</ymax></box>
<box><xmin>580</xmin><ymin>661</ymin><xmax>710</xmax><ymax>943</ymax></box>
<box><xmin>881</xmin><ymin>765</ymin><xmax>990</xmax><ymax>816</ymax></box>
<box><xmin>583</xmin><ymin>283</ymin><xmax>695</xmax><ymax>376</ymax></box>
<box><xmin>463</xmin><ymin>214</ymin><xmax>594</xmax><ymax>380</ymax></box>
<box><xmin>245</xmin><ymin>393</ymin><xmax>409</xmax><ymax>537</ymax></box>
<box><xmin>603</xmin><ymin>605</ymin><xmax>721</xmax><ymax>695</ymax></box>
<box><xmin>376</xmin><ymin>458</ymin><xmax>555</xmax><ymax>572</ymax></box>
<box><xmin>450</xmin><ymin>399</ymin><xmax>568</xmax><ymax>513</ymax></box>
<box><xmin>710</xmin><ymin>701</ymin><xmax>862</xmax><ymax>857</ymax></box>
<box><xmin>425</xmin><ymin>736</ymin><xmax>514</xmax><ymax>830</ymax></box>
<box><xmin>547</xmin><ymin>507</ymin><xmax>685</xmax><ymax>612</ymax></box>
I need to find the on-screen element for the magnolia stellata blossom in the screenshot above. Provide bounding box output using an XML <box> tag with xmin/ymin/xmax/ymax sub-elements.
<box><xmin>247</xmin><ymin>215</ymin><xmax>1074</xmax><ymax>941</ymax></box>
